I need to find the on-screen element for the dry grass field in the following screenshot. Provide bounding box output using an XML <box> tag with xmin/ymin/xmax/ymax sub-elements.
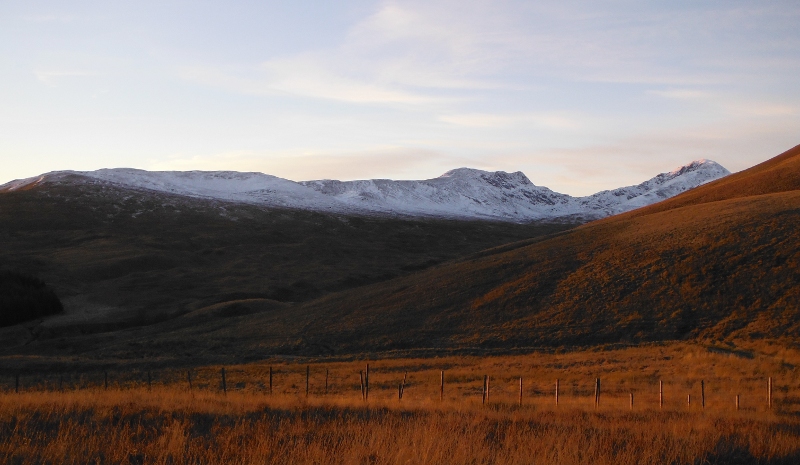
<box><xmin>3</xmin><ymin>341</ymin><xmax>800</xmax><ymax>464</ymax></box>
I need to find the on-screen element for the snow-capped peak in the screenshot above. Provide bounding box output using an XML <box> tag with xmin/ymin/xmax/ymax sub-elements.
<box><xmin>437</xmin><ymin>168</ymin><xmax>534</xmax><ymax>188</ymax></box>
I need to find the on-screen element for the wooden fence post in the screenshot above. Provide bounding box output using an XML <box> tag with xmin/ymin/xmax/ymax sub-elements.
<box><xmin>736</xmin><ymin>394</ymin><xmax>740</xmax><ymax>411</ymax></box>
<box><xmin>365</xmin><ymin>364</ymin><xmax>370</xmax><ymax>402</ymax></box>
<box><xmin>594</xmin><ymin>378</ymin><xmax>600</xmax><ymax>408</ymax></box>
<box><xmin>221</xmin><ymin>367</ymin><xmax>227</xmax><ymax>395</ymax></box>
<box><xmin>701</xmin><ymin>380</ymin><xmax>705</xmax><ymax>409</ymax></box>
<box><xmin>687</xmin><ymin>393</ymin><xmax>691</xmax><ymax>407</ymax></box>
<box><xmin>440</xmin><ymin>371</ymin><xmax>444</xmax><ymax>401</ymax></box>
<box><xmin>401</xmin><ymin>372</ymin><xmax>407</xmax><ymax>400</ymax></box>
<box><xmin>659</xmin><ymin>380</ymin><xmax>663</xmax><ymax>409</ymax></box>
<box><xmin>768</xmin><ymin>377</ymin><xmax>773</xmax><ymax>410</ymax></box>
<box><xmin>556</xmin><ymin>379</ymin><xmax>559</xmax><ymax>406</ymax></box>
<box><xmin>359</xmin><ymin>371</ymin><xmax>365</xmax><ymax>401</ymax></box>
<box><xmin>630</xmin><ymin>392</ymin><xmax>634</xmax><ymax>410</ymax></box>
<box><xmin>269</xmin><ymin>366</ymin><xmax>273</xmax><ymax>395</ymax></box>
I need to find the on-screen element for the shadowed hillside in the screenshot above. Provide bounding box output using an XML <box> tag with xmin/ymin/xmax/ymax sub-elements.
<box><xmin>0</xmin><ymin>181</ymin><xmax>571</xmax><ymax>345</ymax></box>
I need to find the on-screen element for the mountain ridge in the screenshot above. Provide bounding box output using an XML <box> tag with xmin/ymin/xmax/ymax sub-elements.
<box><xmin>1</xmin><ymin>159</ymin><xmax>730</xmax><ymax>222</ymax></box>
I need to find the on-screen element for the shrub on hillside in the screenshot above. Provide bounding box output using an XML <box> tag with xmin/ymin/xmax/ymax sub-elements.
<box><xmin>0</xmin><ymin>271</ymin><xmax>63</xmax><ymax>327</ymax></box>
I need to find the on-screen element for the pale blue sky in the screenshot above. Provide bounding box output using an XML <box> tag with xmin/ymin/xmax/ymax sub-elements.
<box><xmin>2</xmin><ymin>0</ymin><xmax>799</xmax><ymax>195</ymax></box>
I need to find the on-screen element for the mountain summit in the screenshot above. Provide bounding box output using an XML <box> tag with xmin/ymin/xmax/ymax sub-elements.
<box><xmin>1</xmin><ymin>160</ymin><xmax>729</xmax><ymax>222</ymax></box>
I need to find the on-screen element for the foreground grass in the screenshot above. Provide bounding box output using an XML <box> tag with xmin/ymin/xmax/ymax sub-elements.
<box><xmin>2</xmin><ymin>388</ymin><xmax>799</xmax><ymax>465</ymax></box>
<box><xmin>3</xmin><ymin>342</ymin><xmax>800</xmax><ymax>464</ymax></box>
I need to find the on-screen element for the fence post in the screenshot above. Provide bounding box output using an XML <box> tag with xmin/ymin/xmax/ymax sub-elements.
<box><xmin>768</xmin><ymin>377</ymin><xmax>773</xmax><ymax>410</ymax></box>
<box><xmin>365</xmin><ymin>364</ymin><xmax>369</xmax><ymax>402</ymax></box>
<box><xmin>440</xmin><ymin>371</ymin><xmax>444</xmax><ymax>401</ymax></box>
<box><xmin>736</xmin><ymin>394</ymin><xmax>740</xmax><ymax>411</ymax></box>
<box><xmin>687</xmin><ymin>393</ymin><xmax>691</xmax><ymax>407</ymax></box>
<box><xmin>630</xmin><ymin>392</ymin><xmax>634</xmax><ymax>410</ymax></box>
<box><xmin>659</xmin><ymin>380</ymin><xmax>663</xmax><ymax>409</ymax></box>
<box><xmin>221</xmin><ymin>367</ymin><xmax>227</xmax><ymax>395</ymax></box>
<box><xmin>556</xmin><ymin>379</ymin><xmax>559</xmax><ymax>406</ymax></box>
<box><xmin>401</xmin><ymin>372</ymin><xmax>407</xmax><ymax>400</ymax></box>
<box><xmin>594</xmin><ymin>378</ymin><xmax>600</xmax><ymax>408</ymax></box>
<box><xmin>359</xmin><ymin>371</ymin><xmax>365</xmax><ymax>401</ymax></box>
<box><xmin>701</xmin><ymin>380</ymin><xmax>705</xmax><ymax>409</ymax></box>
<box><xmin>269</xmin><ymin>366</ymin><xmax>273</xmax><ymax>395</ymax></box>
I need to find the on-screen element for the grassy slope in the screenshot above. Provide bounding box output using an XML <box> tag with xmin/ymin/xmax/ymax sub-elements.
<box><xmin>0</xmin><ymin>179</ymin><xmax>572</xmax><ymax>351</ymax></box>
<box><xmin>192</xmin><ymin>144</ymin><xmax>800</xmax><ymax>355</ymax></box>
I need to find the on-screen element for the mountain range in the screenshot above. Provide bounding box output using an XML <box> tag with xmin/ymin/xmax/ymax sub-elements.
<box><xmin>1</xmin><ymin>159</ymin><xmax>730</xmax><ymax>222</ymax></box>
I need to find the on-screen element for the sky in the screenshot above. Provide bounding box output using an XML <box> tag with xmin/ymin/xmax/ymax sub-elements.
<box><xmin>1</xmin><ymin>1</ymin><xmax>799</xmax><ymax>195</ymax></box>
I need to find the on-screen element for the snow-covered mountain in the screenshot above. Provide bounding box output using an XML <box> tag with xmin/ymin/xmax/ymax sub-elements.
<box><xmin>0</xmin><ymin>160</ymin><xmax>730</xmax><ymax>222</ymax></box>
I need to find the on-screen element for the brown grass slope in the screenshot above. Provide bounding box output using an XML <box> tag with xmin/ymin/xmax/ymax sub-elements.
<box><xmin>214</xmin><ymin>144</ymin><xmax>800</xmax><ymax>353</ymax></box>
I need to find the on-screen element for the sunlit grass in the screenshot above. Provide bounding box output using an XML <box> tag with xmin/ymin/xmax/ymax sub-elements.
<box><xmin>3</xmin><ymin>342</ymin><xmax>800</xmax><ymax>464</ymax></box>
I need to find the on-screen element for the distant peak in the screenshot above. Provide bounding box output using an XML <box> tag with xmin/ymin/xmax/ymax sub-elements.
<box><xmin>438</xmin><ymin>167</ymin><xmax>493</xmax><ymax>178</ymax></box>
<box><xmin>669</xmin><ymin>159</ymin><xmax>727</xmax><ymax>175</ymax></box>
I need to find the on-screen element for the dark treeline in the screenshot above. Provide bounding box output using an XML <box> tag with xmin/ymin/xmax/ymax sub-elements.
<box><xmin>0</xmin><ymin>271</ymin><xmax>63</xmax><ymax>327</ymax></box>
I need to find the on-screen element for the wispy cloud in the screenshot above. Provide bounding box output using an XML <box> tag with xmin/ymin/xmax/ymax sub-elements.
<box><xmin>439</xmin><ymin>112</ymin><xmax>581</xmax><ymax>129</ymax></box>
<box><xmin>648</xmin><ymin>89</ymin><xmax>711</xmax><ymax>100</ymax></box>
<box><xmin>180</xmin><ymin>59</ymin><xmax>438</xmax><ymax>105</ymax></box>
<box><xmin>22</xmin><ymin>14</ymin><xmax>77</xmax><ymax>23</ymax></box>
<box><xmin>177</xmin><ymin>2</ymin><xmax>523</xmax><ymax>105</ymax></box>
<box><xmin>34</xmin><ymin>71</ymin><xmax>93</xmax><ymax>87</ymax></box>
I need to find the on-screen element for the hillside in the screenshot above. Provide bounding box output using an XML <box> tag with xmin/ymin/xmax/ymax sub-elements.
<box><xmin>0</xmin><ymin>181</ymin><xmax>570</xmax><ymax>346</ymax></box>
<box><xmin>268</xmin><ymin>143</ymin><xmax>798</xmax><ymax>351</ymax></box>
<box><xmin>152</xmin><ymin>143</ymin><xmax>799</xmax><ymax>357</ymax></box>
